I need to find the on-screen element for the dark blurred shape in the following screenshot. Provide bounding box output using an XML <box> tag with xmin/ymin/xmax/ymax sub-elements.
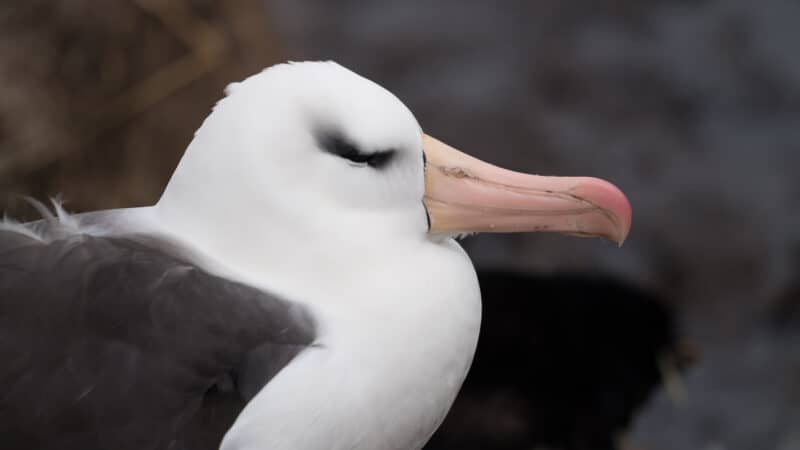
<box><xmin>427</xmin><ymin>271</ymin><xmax>682</xmax><ymax>450</ymax></box>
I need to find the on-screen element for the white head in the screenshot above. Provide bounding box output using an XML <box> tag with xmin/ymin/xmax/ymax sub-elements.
<box><xmin>159</xmin><ymin>62</ymin><xmax>429</xmax><ymax>248</ymax></box>
<box><xmin>157</xmin><ymin>61</ymin><xmax>630</xmax><ymax>279</ymax></box>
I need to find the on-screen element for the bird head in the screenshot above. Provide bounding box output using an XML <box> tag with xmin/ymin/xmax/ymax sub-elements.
<box><xmin>159</xmin><ymin>61</ymin><xmax>630</xmax><ymax>253</ymax></box>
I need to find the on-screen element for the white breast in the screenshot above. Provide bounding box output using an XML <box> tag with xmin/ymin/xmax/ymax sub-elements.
<box><xmin>220</xmin><ymin>238</ymin><xmax>482</xmax><ymax>450</ymax></box>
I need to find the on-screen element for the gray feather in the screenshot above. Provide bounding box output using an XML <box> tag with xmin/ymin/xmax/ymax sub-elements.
<box><xmin>0</xmin><ymin>213</ymin><xmax>317</xmax><ymax>450</ymax></box>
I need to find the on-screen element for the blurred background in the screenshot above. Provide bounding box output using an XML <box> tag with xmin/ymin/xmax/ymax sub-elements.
<box><xmin>2</xmin><ymin>1</ymin><xmax>799</xmax><ymax>449</ymax></box>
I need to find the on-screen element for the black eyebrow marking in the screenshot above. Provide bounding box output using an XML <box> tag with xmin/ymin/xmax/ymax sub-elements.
<box><xmin>315</xmin><ymin>129</ymin><xmax>395</xmax><ymax>169</ymax></box>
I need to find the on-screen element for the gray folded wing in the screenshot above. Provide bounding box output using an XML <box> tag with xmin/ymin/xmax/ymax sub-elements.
<box><xmin>0</xmin><ymin>227</ymin><xmax>316</xmax><ymax>450</ymax></box>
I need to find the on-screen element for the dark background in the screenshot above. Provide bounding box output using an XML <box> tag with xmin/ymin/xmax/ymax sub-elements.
<box><xmin>2</xmin><ymin>1</ymin><xmax>799</xmax><ymax>449</ymax></box>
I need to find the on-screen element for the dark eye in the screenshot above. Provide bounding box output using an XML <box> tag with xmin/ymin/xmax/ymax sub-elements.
<box><xmin>316</xmin><ymin>131</ymin><xmax>395</xmax><ymax>169</ymax></box>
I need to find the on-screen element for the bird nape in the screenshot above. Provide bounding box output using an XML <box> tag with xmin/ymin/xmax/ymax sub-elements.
<box><xmin>0</xmin><ymin>61</ymin><xmax>631</xmax><ymax>450</ymax></box>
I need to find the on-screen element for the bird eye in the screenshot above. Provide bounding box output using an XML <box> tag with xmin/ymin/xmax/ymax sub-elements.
<box><xmin>317</xmin><ymin>131</ymin><xmax>395</xmax><ymax>169</ymax></box>
<box><xmin>358</xmin><ymin>150</ymin><xmax>395</xmax><ymax>168</ymax></box>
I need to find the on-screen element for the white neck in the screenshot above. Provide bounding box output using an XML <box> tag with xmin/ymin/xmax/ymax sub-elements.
<box><xmin>152</xmin><ymin>199</ymin><xmax>482</xmax><ymax>450</ymax></box>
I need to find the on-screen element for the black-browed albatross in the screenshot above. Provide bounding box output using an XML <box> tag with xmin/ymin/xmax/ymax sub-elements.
<box><xmin>0</xmin><ymin>61</ymin><xmax>631</xmax><ymax>450</ymax></box>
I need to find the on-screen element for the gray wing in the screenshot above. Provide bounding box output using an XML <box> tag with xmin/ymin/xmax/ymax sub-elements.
<box><xmin>0</xmin><ymin>225</ymin><xmax>316</xmax><ymax>450</ymax></box>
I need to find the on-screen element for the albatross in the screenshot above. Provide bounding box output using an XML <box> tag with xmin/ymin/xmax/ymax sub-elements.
<box><xmin>0</xmin><ymin>61</ymin><xmax>631</xmax><ymax>450</ymax></box>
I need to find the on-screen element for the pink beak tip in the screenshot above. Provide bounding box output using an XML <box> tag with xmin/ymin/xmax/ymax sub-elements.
<box><xmin>570</xmin><ymin>176</ymin><xmax>632</xmax><ymax>246</ymax></box>
<box><xmin>597</xmin><ymin>178</ymin><xmax>633</xmax><ymax>245</ymax></box>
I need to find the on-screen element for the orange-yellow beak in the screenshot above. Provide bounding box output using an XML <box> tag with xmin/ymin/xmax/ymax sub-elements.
<box><xmin>423</xmin><ymin>134</ymin><xmax>632</xmax><ymax>245</ymax></box>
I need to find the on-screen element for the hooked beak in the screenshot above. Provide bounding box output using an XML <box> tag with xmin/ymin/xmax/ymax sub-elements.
<box><xmin>423</xmin><ymin>135</ymin><xmax>632</xmax><ymax>245</ymax></box>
